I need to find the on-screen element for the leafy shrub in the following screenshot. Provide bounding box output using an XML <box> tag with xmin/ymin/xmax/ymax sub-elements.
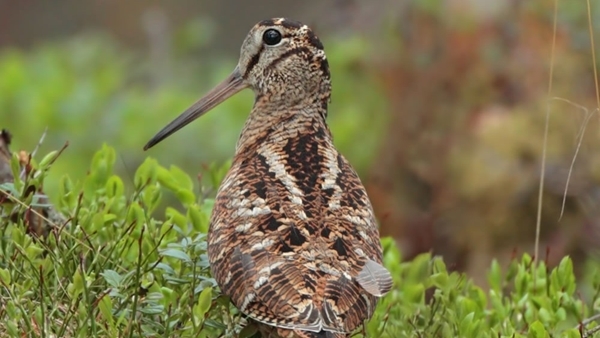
<box><xmin>1</xmin><ymin>145</ymin><xmax>600</xmax><ymax>337</ymax></box>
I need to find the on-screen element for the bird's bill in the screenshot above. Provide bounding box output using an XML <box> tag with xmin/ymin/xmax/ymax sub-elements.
<box><xmin>144</xmin><ymin>66</ymin><xmax>246</xmax><ymax>150</ymax></box>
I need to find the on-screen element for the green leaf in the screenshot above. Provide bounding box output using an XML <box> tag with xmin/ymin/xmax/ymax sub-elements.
<box><xmin>98</xmin><ymin>295</ymin><xmax>116</xmax><ymax>334</ymax></box>
<box><xmin>141</xmin><ymin>272</ymin><xmax>155</xmax><ymax>289</ymax></box>
<box><xmin>430</xmin><ymin>272</ymin><xmax>449</xmax><ymax>288</ymax></box>
<box><xmin>105</xmin><ymin>175</ymin><xmax>124</xmax><ymax>198</ymax></box>
<box><xmin>161</xmin><ymin>248</ymin><xmax>191</xmax><ymax>262</ymax></box>
<box><xmin>6</xmin><ymin>321</ymin><xmax>18</xmax><ymax>337</ymax></box>
<box><xmin>0</xmin><ymin>268</ymin><xmax>11</xmax><ymax>284</ymax></box>
<box><xmin>555</xmin><ymin>307</ymin><xmax>566</xmax><ymax>322</ymax></box>
<box><xmin>89</xmin><ymin>144</ymin><xmax>115</xmax><ymax>186</ymax></box>
<box><xmin>175</xmin><ymin>188</ymin><xmax>195</xmax><ymax>206</ymax></box>
<box><xmin>11</xmin><ymin>226</ymin><xmax>25</xmax><ymax>247</ymax></box>
<box><xmin>134</xmin><ymin>157</ymin><xmax>158</xmax><ymax>189</ymax></box>
<box><xmin>561</xmin><ymin>329</ymin><xmax>583</xmax><ymax>338</ymax></box>
<box><xmin>126</xmin><ymin>202</ymin><xmax>146</xmax><ymax>226</ymax></box>
<box><xmin>160</xmin><ymin>287</ymin><xmax>175</xmax><ymax>306</ymax></box>
<box><xmin>0</xmin><ymin>182</ymin><xmax>17</xmax><ymax>196</ymax></box>
<box><xmin>69</xmin><ymin>270</ymin><xmax>84</xmax><ymax>299</ymax></box>
<box><xmin>201</xmin><ymin>199</ymin><xmax>215</xmax><ymax>219</ymax></box>
<box><xmin>139</xmin><ymin>305</ymin><xmax>164</xmax><ymax>315</ymax></box>
<box><xmin>10</xmin><ymin>153</ymin><xmax>22</xmax><ymax>189</ymax></box>
<box><xmin>169</xmin><ymin>165</ymin><xmax>194</xmax><ymax>191</ymax></box>
<box><xmin>556</xmin><ymin>257</ymin><xmax>575</xmax><ymax>294</ymax></box>
<box><xmin>166</xmin><ymin>207</ymin><xmax>188</xmax><ymax>232</ymax></box>
<box><xmin>157</xmin><ymin>166</ymin><xmax>180</xmax><ymax>192</ymax></box>
<box><xmin>38</xmin><ymin>150</ymin><xmax>58</xmax><ymax>169</ymax></box>
<box><xmin>25</xmin><ymin>244</ymin><xmax>44</xmax><ymax>259</ymax></box>
<box><xmin>459</xmin><ymin>312</ymin><xmax>475</xmax><ymax>334</ymax></box>
<box><xmin>487</xmin><ymin>259</ymin><xmax>502</xmax><ymax>292</ymax></box>
<box><xmin>57</xmin><ymin>175</ymin><xmax>75</xmax><ymax>208</ymax></box>
<box><xmin>404</xmin><ymin>283</ymin><xmax>425</xmax><ymax>304</ymax></box>
<box><xmin>538</xmin><ymin>308</ymin><xmax>552</xmax><ymax>324</ymax></box>
<box><xmin>101</xmin><ymin>269</ymin><xmax>122</xmax><ymax>287</ymax></box>
<box><xmin>194</xmin><ymin>286</ymin><xmax>213</xmax><ymax>320</ymax></box>
<box><xmin>527</xmin><ymin>321</ymin><xmax>549</xmax><ymax>338</ymax></box>
<box><xmin>103</xmin><ymin>213</ymin><xmax>117</xmax><ymax>223</ymax></box>
<box><xmin>188</xmin><ymin>204</ymin><xmax>209</xmax><ymax>233</ymax></box>
<box><xmin>141</xmin><ymin>183</ymin><xmax>162</xmax><ymax>212</ymax></box>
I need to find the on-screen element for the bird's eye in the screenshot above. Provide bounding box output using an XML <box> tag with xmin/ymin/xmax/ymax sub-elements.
<box><xmin>262</xmin><ymin>29</ymin><xmax>282</xmax><ymax>46</ymax></box>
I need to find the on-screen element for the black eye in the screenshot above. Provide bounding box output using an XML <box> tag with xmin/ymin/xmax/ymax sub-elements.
<box><xmin>262</xmin><ymin>29</ymin><xmax>282</xmax><ymax>46</ymax></box>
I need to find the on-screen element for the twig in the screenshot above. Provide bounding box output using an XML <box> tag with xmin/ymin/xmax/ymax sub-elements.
<box><xmin>45</xmin><ymin>141</ymin><xmax>69</xmax><ymax>168</ymax></box>
<box><xmin>547</xmin><ymin>97</ymin><xmax>598</xmax><ymax>220</ymax></box>
<box><xmin>580</xmin><ymin>313</ymin><xmax>600</xmax><ymax>328</ymax></box>
<box><xmin>535</xmin><ymin>0</ymin><xmax>558</xmax><ymax>267</ymax></box>
<box><xmin>583</xmin><ymin>325</ymin><xmax>600</xmax><ymax>338</ymax></box>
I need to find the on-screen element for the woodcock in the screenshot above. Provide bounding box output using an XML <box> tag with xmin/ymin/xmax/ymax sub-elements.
<box><xmin>144</xmin><ymin>18</ymin><xmax>393</xmax><ymax>338</ymax></box>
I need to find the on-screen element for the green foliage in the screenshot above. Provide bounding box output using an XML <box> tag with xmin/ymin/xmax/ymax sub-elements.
<box><xmin>365</xmin><ymin>245</ymin><xmax>598</xmax><ymax>338</ymax></box>
<box><xmin>0</xmin><ymin>32</ymin><xmax>388</xmax><ymax>202</ymax></box>
<box><xmin>0</xmin><ymin>145</ymin><xmax>238</xmax><ymax>337</ymax></box>
<box><xmin>2</xmin><ymin>145</ymin><xmax>600</xmax><ymax>337</ymax></box>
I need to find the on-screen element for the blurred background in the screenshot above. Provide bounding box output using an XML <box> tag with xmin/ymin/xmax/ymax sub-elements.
<box><xmin>1</xmin><ymin>0</ymin><xmax>600</xmax><ymax>286</ymax></box>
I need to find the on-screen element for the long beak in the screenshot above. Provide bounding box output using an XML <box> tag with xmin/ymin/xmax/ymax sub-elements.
<box><xmin>144</xmin><ymin>66</ymin><xmax>247</xmax><ymax>150</ymax></box>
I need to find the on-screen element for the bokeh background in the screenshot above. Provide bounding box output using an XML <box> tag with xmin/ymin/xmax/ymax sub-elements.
<box><xmin>2</xmin><ymin>0</ymin><xmax>600</xmax><ymax>286</ymax></box>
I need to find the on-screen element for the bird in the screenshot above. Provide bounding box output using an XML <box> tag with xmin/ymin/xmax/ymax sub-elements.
<box><xmin>144</xmin><ymin>18</ymin><xmax>393</xmax><ymax>338</ymax></box>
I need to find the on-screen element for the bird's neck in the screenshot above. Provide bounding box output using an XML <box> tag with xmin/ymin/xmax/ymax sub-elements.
<box><xmin>234</xmin><ymin>99</ymin><xmax>331</xmax><ymax>156</ymax></box>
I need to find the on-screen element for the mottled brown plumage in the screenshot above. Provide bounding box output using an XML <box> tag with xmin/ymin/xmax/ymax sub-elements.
<box><xmin>144</xmin><ymin>18</ymin><xmax>392</xmax><ymax>338</ymax></box>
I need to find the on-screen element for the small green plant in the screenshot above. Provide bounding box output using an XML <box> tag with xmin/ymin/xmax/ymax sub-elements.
<box><xmin>0</xmin><ymin>145</ymin><xmax>236</xmax><ymax>337</ymax></box>
<box><xmin>1</xmin><ymin>146</ymin><xmax>600</xmax><ymax>338</ymax></box>
<box><xmin>366</xmin><ymin>247</ymin><xmax>595</xmax><ymax>337</ymax></box>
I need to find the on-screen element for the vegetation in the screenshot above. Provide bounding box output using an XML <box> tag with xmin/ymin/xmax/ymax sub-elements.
<box><xmin>0</xmin><ymin>146</ymin><xmax>599</xmax><ymax>337</ymax></box>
